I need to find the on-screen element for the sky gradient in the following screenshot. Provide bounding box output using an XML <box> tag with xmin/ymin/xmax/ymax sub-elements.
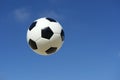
<box><xmin>0</xmin><ymin>0</ymin><xmax>120</xmax><ymax>80</ymax></box>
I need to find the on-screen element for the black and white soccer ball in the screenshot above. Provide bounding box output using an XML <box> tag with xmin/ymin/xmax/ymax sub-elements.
<box><xmin>27</xmin><ymin>17</ymin><xmax>65</xmax><ymax>56</ymax></box>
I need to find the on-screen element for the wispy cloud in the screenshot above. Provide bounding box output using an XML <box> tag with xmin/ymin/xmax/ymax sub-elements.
<box><xmin>13</xmin><ymin>8</ymin><xmax>65</xmax><ymax>22</ymax></box>
<box><xmin>13</xmin><ymin>8</ymin><xmax>30</xmax><ymax>22</ymax></box>
<box><xmin>118</xmin><ymin>52</ymin><xmax>120</xmax><ymax>57</ymax></box>
<box><xmin>48</xmin><ymin>0</ymin><xmax>62</xmax><ymax>4</ymax></box>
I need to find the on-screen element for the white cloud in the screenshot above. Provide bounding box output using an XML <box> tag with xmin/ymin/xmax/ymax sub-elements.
<box><xmin>13</xmin><ymin>8</ymin><xmax>30</xmax><ymax>21</ymax></box>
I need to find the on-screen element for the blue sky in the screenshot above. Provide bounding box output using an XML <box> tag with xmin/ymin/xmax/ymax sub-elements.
<box><xmin>0</xmin><ymin>0</ymin><xmax>120</xmax><ymax>80</ymax></box>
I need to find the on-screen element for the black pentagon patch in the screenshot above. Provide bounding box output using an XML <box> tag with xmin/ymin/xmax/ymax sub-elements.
<box><xmin>41</xmin><ymin>27</ymin><xmax>54</xmax><ymax>39</ymax></box>
<box><xmin>46</xmin><ymin>17</ymin><xmax>56</xmax><ymax>22</ymax></box>
<box><xmin>61</xmin><ymin>29</ymin><xmax>65</xmax><ymax>41</ymax></box>
<box><xmin>29</xmin><ymin>21</ymin><xmax>37</xmax><ymax>31</ymax></box>
<box><xmin>29</xmin><ymin>39</ymin><xmax>37</xmax><ymax>50</ymax></box>
<box><xmin>46</xmin><ymin>47</ymin><xmax>57</xmax><ymax>54</ymax></box>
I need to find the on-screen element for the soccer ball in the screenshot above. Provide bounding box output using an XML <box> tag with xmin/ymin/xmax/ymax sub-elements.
<box><xmin>27</xmin><ymin>17</ymin><xmax>65</xmax><ymax>55</ymax></box>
